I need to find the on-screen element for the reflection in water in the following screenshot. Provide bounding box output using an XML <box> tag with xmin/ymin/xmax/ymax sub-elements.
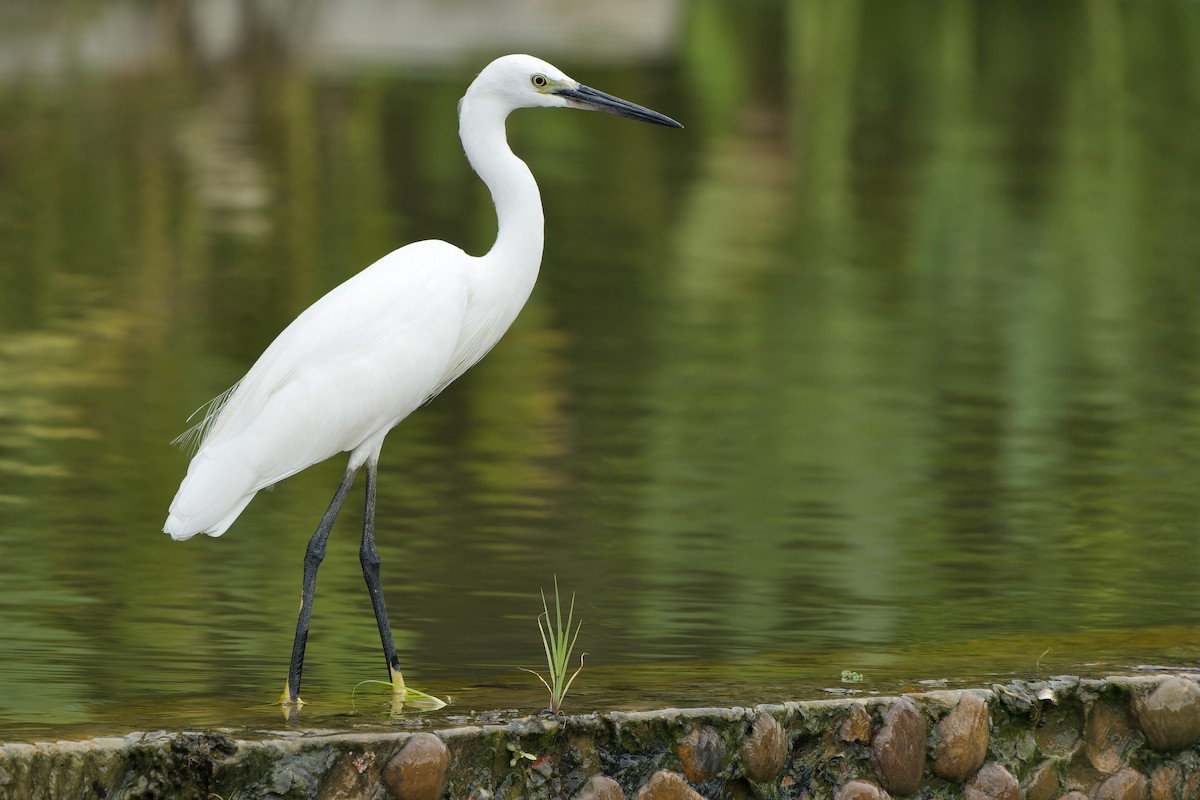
<box><xmin>1</xmin><ymin>0</ymin><xmax>1199</xmax><ymax>737</ymax></box>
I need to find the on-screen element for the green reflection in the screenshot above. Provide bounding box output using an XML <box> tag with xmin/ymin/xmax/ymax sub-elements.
<box><xmin>1</xmin><ymin>0</ymin><xmax>1199</xmax><ymax>737</ymax></box>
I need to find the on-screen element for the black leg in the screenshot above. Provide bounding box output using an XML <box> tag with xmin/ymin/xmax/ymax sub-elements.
<box><xmin>360</xmin><ymin>457</ymin><xmax>405</xmax><ymax>693</ymax></box>
<box><xmin>284</xmin><ymin>466</ymin><xmax>358</xmax><ymax>704</ymax></box>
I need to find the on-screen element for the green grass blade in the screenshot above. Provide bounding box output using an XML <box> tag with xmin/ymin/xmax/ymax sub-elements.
<box><xmin>525</xmin><ymin>577</ymin><xmax>586</xmax><ymax>715</ymax></box>
<box><xmin>561</xmin><ymin>652</ymin><xmax>586</xmax><ymax>698</ymax></box>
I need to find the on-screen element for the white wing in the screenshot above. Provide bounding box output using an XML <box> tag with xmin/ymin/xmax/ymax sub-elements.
<box><xmin>164</xmin><ymin>240</ymin><xmax>472</xmax><ymax>539</ymax></box>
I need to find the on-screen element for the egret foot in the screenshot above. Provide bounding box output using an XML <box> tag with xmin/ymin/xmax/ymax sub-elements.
<box><xmin>278</xmin><ymin>680</ymin><xmax>305</xmax><ymax>707</ymax></box>
<box><xmin>390</xmin><ymin>663</ymin><xmax>406</xmax><ymax>696</ymax></box>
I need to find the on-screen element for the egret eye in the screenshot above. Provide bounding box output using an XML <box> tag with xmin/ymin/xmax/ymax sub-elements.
<box><xmin>531</xmin><ymin>74</ymin><xmax>549</xmax><ymax>89</ymax></box>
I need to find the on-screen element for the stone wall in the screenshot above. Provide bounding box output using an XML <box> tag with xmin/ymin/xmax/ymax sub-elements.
<box><xmin>2</xmin><ymin>674</ymin><xmax>1199</xmax><ymax>799</ymax></box>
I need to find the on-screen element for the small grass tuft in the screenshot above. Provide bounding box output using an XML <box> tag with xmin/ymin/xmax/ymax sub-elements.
<box><xmin>521</xmin><ymin>576</ymin><xmax>585</xmax><ymax>715</ymax></box>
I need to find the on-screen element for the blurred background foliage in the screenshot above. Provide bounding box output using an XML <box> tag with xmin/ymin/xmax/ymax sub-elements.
<box><xmin>0</xmin><ymin>0</ymin><xmax>1199</xmax><ymax>736</ymax></box>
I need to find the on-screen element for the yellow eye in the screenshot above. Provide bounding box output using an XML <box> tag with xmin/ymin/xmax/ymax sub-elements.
<box><xmin>531</xmin><ymin>74</ymin><xmax>549</xmax><ymax>89</ymax></box>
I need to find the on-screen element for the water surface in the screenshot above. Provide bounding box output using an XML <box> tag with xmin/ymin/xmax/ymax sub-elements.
<box><xmin>1</xmin><ymin>0</ymin><xmax>1199</xmax><ymax>739</ymax></box>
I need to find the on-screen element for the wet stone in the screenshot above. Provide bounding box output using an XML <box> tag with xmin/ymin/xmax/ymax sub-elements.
<box><xmin>1024</xmin><ymin>760</ymin><xmax>1060</xmax><ymax>800</ymax></box>
<box><xmin>634</xmin><ymin>769</ymin><xmax>704</xmax><ymax>800</ymax></box>
<box><xmin>1064</xmin><ymin>746</ymin><xmax>1105</xmax><ymax>794</ymax></box>
<box><xmin>381</xmin><ymin>733</ymin><xmax>450</xmax><ymax>800</ymax></box>
<box><xmin>931</xmin><ymin>693</ymin><xmax>989</xmax><ymax>782</ymax></box>
<box><xmin>677</xmin><ymin>726</ymin><xmax>727</xmax><ymax>784</ymax></box>
<box><xmin>1149</xmin><ymin>765</ymin><xmax>1180</xmax><ymax>800</ymax></box>
<box><xmin>841</xmin><ymin>703</ymin><xmax>872</xmax><ymax>744</ymax></box>
<box><xmin>1093</xmin><ymin>768</ymin><xmax>1148</xmax><ymax>800</ymax></box>
<box><xmin>741</xmin><ymin>712</ymin><xmax>787</xmax><ymax>783</ymax></box>
<box><xmin>575</xmin><ymin>774</ymin><xmax>625</xmax><ymax>800</ymax></box>
<box><xmin>962</xmin><ymin>762</ymin><xmax>1019</xmax><ymax>800</ymax></box>
<box><xmin>1086</xmin><ymin>699</ymin><xmax>1137</xmax><ymax>773</ymax></box>
<box><xmin>1133</xmin><ymin>677</ymin><xmax>1200</xmax><ymax>751</ymax></box>
<box><xmin>320</xmin><ymin>750</ymin><xmax>378</xmax><ymax>799</ymax></box>
<box><xmin>835</xmin><ymin>778</ymin><xmax>892</xmax><ymax>800</ymax></box>
<box><xmin>870</xmin><ymin>697</ymin><xmax>927</xmax><ymax>796</ymax></box>
<box><xmin>1181</xmin><ymin>768</ymin><xmax>1200</xmax><ymax>799</ymax></box>
<box><xmin>1035</xmin><ymin>704</ymin><xmax>1084</xmax><ymax>757</ymax></box>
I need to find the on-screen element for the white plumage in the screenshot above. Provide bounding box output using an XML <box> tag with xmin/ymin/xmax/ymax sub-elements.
<box><xmin>161</xmin><ymin>54</ymin><xmax>681</xmax><ymax>704</ymax></box>
<box><xmin>164</xmin><ymin>241</ymin><xmax>476</xmax><ymax>538</ymax></box>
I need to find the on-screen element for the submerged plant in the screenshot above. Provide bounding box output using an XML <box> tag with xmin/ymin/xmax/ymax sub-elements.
<box><xmin>351</xmin><ymin>679</ymin><xmax>447</xmax><ymax>711</ymax></box>
<box><xmin>522</xmin><ymin>577</ymin><xmax>585</xmax><ymax>715</ymax></box>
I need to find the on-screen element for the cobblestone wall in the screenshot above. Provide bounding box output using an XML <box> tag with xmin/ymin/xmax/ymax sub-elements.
<box><xmin>2</xmin><ymin>674</ymin><xmax>1199</xmax><ymax>799</ymax></box>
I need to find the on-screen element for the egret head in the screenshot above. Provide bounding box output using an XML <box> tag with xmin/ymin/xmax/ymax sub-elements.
<box><xmin>463</xmin><ymin>54</ymin><xmax>682</xmax><ymax>128</ymax></box>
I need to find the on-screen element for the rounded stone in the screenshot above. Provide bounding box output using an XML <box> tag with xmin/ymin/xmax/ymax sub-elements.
<box><xmin>1133</xmin><ymin>677</ymin><xmax>1200</xmax><ymax>751</ymax></box>
<box><xmin>1056</xmin><ymin>793</ymin><xmax>1089</xmax><ymax>800</ymax></box>
<box><xmin>1035</xmin><ymin>705</ymin><xmax>1084</xmax><ymax>757</ymax></box>
<box><xmin>677</xmin><ymin>726</ymin><xmax>727</xmax><ymax>784</ymax></box>
<box><xmin>634</xmin><ymin>770</ymin><xmax>704</xmax><ymax>800</ymax></box>
<box><xmin>870</xmin><ymin>697</ymin><xmax>927</xmax><ymax>796</ymax></box>
<box><xmin>835</xmin><ymin>778</ymin><xmax>892</xmax><ymax>800</ymax></box>
<box><xmin>1064</xmin><ymin>748</ymin><xmax>1105</xmax><ymax>795</ymax></box>
<box><xmin>962</xmin><ymin>762</ymin><xmax>1019</xmax><ymax>800</ymax></box>
<box><xmin>575</xmin><ymin>774</ymin><xmax>626</xmax><ymax>800</ymax></box>
<box><xmin>931</xmin><ymin>693</ymin><xmax>989</xmax><ymax>782</ymax></box>
<box><xmin>382</xmin><ymin>733</ymin><xmax>450</xmax><ymax>800</ymax></box>
<box><xmin>841</xmin><ymin>703</ymin><xmax>872</xmax><ymax>744</ymax></box>
<box><xmin>1025</xmin><ymin>760</ymin><xmax>1060</xmax><ymax>800</ymax></box>
<box><xmin>1149</xmin><ymin>765</ymin><xmax>1180</xmax><ymax>800</ymax></box>
<box><xmin>741</xmin><ymin>712</ymin><xmax>787</xmax><ymax>783</ymax></box>
<box><xmin>1181</xmin><ymin>768</ymin><xmax>1200</xmax><ymax>799</ymax></box>
<box><xmin>1086</xmin><ymin>699</ymin><xmax>1137</xmax><ymax>773</ymax></box>
<box><xmin>1093</xmin><ymin>768</ymin><xmax>1148</xmax><ymax>800</ymax></box>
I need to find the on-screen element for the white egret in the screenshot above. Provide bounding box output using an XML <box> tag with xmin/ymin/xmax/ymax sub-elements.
<box><xmin>164</xmin><ymin>54</ymin><xmax>681</xmax><ymax>705</ymax></box>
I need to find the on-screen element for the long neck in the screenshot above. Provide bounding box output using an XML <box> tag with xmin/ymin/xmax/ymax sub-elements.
<box><xmin>459</xmin><ymin>96</ymin><xmax>544</xmax><ymax>267</ymax></box>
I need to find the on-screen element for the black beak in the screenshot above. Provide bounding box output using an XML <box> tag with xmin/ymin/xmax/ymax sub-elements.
<box><xmin>554</xmin><ymin>84</ymin><xmax>683</xmax><ymax>128</ymax></box>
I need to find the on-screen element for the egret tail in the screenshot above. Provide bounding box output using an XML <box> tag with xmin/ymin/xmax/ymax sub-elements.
<box><xmin>163</xmin><ymin>448</ymin><xmax>259</xmax><ymax>539</ymax></box>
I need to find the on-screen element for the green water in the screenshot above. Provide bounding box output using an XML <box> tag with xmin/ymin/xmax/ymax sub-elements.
<box><xmin>1</xmin><ymin>0</ymin><xmax>1199</xmax><ymax>739</ymax></box>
